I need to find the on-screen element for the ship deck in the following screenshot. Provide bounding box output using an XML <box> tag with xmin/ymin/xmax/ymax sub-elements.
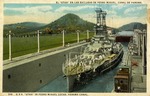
<box><xmin>64</xmin><ymin>59</ymin><xmax>104</xmax><ymax>75</ymax></box>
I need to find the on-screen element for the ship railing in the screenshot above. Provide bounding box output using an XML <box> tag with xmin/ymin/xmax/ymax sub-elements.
<box><xmin>111</xmin><ymin>48</ymin><xmax>123</xmax><ymax>63</ymax></box>
<box><xmin>65</xmin><ymin>64</ymin><xmax>86</xmax><ymax>75</ymax></box>
<box><xmin>62</xmin><ymin>63</ymin><xmax>66</xmax><ymax>74</ymax></box>
<box><xmin>63</xmin><ymin>53</ymin><xmax>85</xmax><ymax>75</ymax></box>
<box><xmin>63</xmin><ymin>52</ymin><xmax>80</xmax><ymax>66</ymax></box>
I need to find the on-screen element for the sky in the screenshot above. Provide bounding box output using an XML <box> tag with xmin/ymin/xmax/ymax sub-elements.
<box><xmin>4</xmin><ymin>3</ymin><xmax>147</xmax><ymax>28</ymax></box>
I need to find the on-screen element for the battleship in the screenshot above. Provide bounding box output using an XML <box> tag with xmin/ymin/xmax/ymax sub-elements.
<box><xmin>62</xmin><ymin>8</ymin><xmax>124</xmax><ymax>92</ymax></box>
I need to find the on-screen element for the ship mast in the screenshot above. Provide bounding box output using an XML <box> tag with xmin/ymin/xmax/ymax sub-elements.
<box><xmin>95</xmin><ymin>8</ymin><xmax>107</xmax><ymax>36</ymax></box>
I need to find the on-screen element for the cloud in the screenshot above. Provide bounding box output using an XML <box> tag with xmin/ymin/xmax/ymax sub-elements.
<box><xmin>55</xmin><ymin>5</ymin><xmax>95</xmax><ymax>12</ymax></box>
<box><xmin>111</xmin><ymin>4</ymin><xmax>125</xmax><ymax>9</ymax></box>
<box><xmin>5</xmin><ymin>5</ymin><xmax>96</xmax><ymax>24</ymax></box>
<box><xmin>75</xmin><ymin>10</ymin><xmax>146</xmax><ymax>28</ymax></box>
<box><xmin>4</xmin><ymin>5</ymin><xmax>53</xmax><ymax>16</ymax></box>
<box><xmin>4</xmin><ymin>5</ymin><xmax>62</xmax><ymax>24</ymax></box>
<box><xmin>106</xmin><ymin>15</ymin><xmax>146</xmax><ymax>28</ymax></box>
<box><xmin>4</xmin><ymin>4</ymin><xmax>147</xmax><ymax>28</ymax></box>
<box><xmin>4</xmin><ymin>12</ymin><xmax>63</xmax><ymax>24</ymax></box>
<box><xmin>105</xmin><ymin>10</ymin><xmax>117</xmax><ymax>16</ymax></box>
<box><xmin>124</xmin><ymin>6</ymin><xmax>146</xmax><ymax>14</ymax></box>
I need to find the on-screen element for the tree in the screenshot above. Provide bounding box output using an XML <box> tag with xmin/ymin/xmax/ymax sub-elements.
<box><xmin>44</xmin><ymin>27</ymin><xmax>52</xmax><ymax>34</ymax></box>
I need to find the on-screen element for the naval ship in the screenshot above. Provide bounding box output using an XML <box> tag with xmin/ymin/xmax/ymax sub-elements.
<box><xmin>62</xmin><ymin>8</ymin><xmax>124</xmax><ymax>92</ymax></box>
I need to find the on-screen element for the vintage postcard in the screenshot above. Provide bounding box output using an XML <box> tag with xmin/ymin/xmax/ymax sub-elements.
<box><xmin>0</xmin><ymin>0</ymin><xmax>150</xmax><ymax>96</ymax></box>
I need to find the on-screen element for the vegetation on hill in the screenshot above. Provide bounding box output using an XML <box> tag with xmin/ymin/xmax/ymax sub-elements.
<box><xmin>111</xmin><ymin>22</ymin><xmax>147</xmax><ymax>34</ymax></box>
<box><xmin>118</xmin><ymin>22</ymin><xmax>147</xmax><ymax>31</ymax></box>
<box><xmin>40</xmin><ymin>13</ymin><xmax>95</xmax><ymax>34</ymax></box>
<box><xmin>4</xmin><ymin>22</ymin><xmax>46</xmax><ymax>35</ymax></box>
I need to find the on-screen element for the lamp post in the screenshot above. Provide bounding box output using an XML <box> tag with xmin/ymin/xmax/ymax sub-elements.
<box><xmin>87</xmin><ymin>30</ymin><xmax>89</xmax><ymax>40</ymax></box>
<box><xmin>62</xmin><ymin>30</ymin><xmax>65</xmax><ymax>47</ymax></box>
<box><xmin>37</xmin><ymin>30</ymin><xmax>42</xmax><ymax>53</ymax></box>
<box><xmin>8</xmin><ymin>30</ymin><xmax>12</xmax><ymax>61</ymax></box>
<box><xmin>94</xmin><ymin>26</ymin><xmax>96</xmax><ymax>36</ymax></box>
<box><xmin>76</xmin><ymin>30</ymin><xmax>80</xmax><ymax>43</ymax></box>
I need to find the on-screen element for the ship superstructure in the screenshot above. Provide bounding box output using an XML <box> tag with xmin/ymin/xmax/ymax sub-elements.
<box><xmin>62</xmin><ymin>8</ymin><xmax>124</xmax><ymax>92</ymax></box>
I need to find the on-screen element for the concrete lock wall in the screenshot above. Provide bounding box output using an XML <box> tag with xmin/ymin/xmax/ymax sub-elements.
<box><xmin>3</xmin><ymin>44</ymin><xmax>86</xmax><ymax>92</ymax></box>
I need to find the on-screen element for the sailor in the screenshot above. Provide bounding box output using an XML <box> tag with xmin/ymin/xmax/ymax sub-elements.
<box><xmin>80</xmin><ymin>61</ymin><xmax>82</xmax><ymax>66</ymax></box>
<box><xmin>77</xmin><ymin>74</ymin><xmax>80</xmax><ymax>81</ymax></box>
<box><xmin>75</xmin><ymin>55</ymin><xmax>78</xmax><ymax>59</ymax></box>
<box><xmin>96</xmin><ymin>48</ymin><xmax>99</xmax><ymax>52</ymax></box>
<box><xmin>104</xmin><ymin>48</ymin><xmax>106</xmax><ymax>52</ymax></box>
<box><xmin>106</xmin><ymin>48</ymin><xmax>109</xmax><ymax>51</ymax></box>
<box><xmin>99</xmin><ymin>55</ymin><xmax>102</xmax><ymax>60</ymax></box>
<box><xmin>95</xmin><ymin>57</ymin><xmax>99</xmax><ymax>60</ymax></box>
<box><xmin>108</xmin><ymin>48</ymin><xmax>111</xmax><ymax>51</ymax></box>
<box><xmin>102</xmin><ymin>54</ymin><xmax>105</xmax><ymax>58</ymax></box>
<box><xmin>92</xmin><ymin>59</ymin><xmax>95</xmax><ymax>63</ymax></box>
<box><xmin>89</xmin><ymin>60</ymin><xmax>92</xmax><ymax>65</ymax></box>
<box><xmin>93</xmin><ymin>69</ymin><xmax>96</xmax><ymax>72</ymax></box>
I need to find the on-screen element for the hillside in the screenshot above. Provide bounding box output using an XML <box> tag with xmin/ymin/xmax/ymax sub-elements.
<box><xmin>4</xmin><ymin>14</ymin><xmax>145</xmax><ymax>35</ymax></box>
<box><xmin>40</xmin><ymin>13</ymin><xmax>95</xmax><ymax>34</ymax></box>
<box><xmin>118</xmin><ymin>22</ymin><xmax>147</xmax><ymax>31</ymax></box>
<box><xmin>4</xmin><ymin>22</ymin><xmax>46</xmax><ymax>34</ymax></box>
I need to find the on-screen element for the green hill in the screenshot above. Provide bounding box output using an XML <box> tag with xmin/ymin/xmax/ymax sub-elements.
<box><xmin>118</xmin><ymin>22</ymin><xmax>147</xmax><ymax>31</ymax></box>
<box><xmin>4</xmin><ymin>22</ymin><xmax>46</xmax><ymax>35</ymax></box>
<box><xmin>40</xmin><ymin>13</ymin><xmax>95</xmax><ymax>34</ymax></box>
<box><xmin>111</xmin><ymin>22</ymin><xmax>147</xmax><ymax>34</ymax></box>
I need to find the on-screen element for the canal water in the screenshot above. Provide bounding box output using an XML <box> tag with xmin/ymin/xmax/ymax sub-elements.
<box><xmin>37</xmin><ymin>42</ymin><xmax>128</xmax><ymax>92</ymax></box>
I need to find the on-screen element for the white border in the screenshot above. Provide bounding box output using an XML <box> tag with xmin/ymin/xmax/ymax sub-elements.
<box><xmin>0</xmin><ymin>0</ymin><xmax>150</xmax><ymax>96</ymax></box>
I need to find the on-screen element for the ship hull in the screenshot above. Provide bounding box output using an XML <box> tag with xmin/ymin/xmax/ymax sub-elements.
<box><xmin>66</xmin><ymin>50</ymin><xmax>124</xmax><ymax>92</ymax></box>
<box><xmin>99</xmin><ymin>50</ymin><xmax>124</xmax><ymax>74</ymax></box>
